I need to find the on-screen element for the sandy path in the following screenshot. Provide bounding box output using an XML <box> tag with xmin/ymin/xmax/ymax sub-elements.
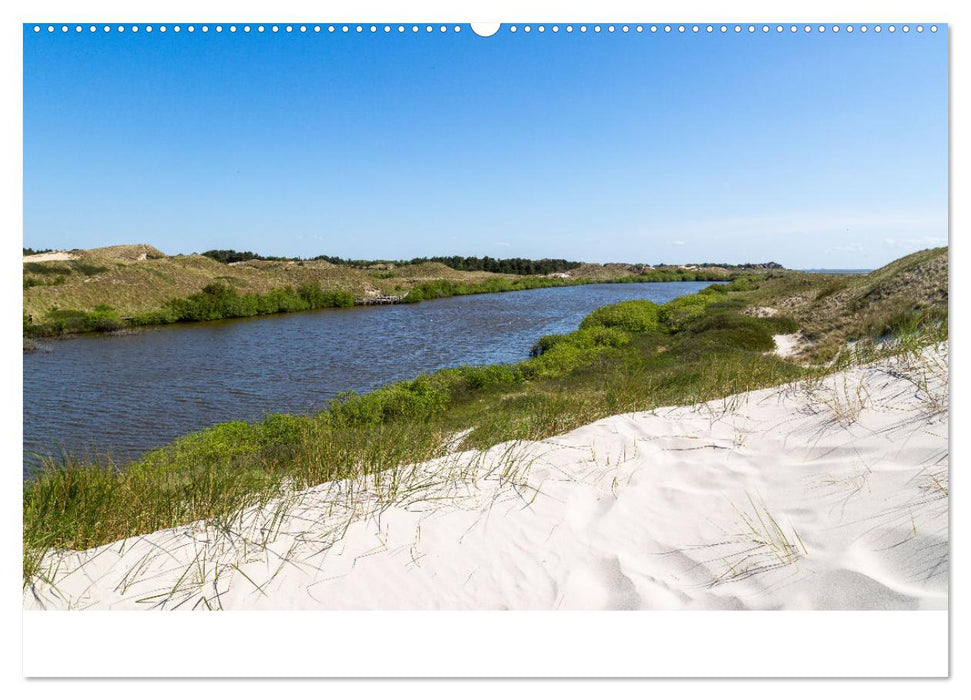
<box><xmin>24</xmin><ymin>345</ymin><xmax>948</xmax><ymax>611</ymax></box>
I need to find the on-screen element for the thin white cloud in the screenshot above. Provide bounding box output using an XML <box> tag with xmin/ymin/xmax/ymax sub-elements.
<box><xmin>672</xmin><ymin>240</ymin><xmax>686</xmax><ymax>246</ymax></box>
<box><xmin>495</xmin><ymin>241</ymin><xmax>511</xmax><ymax>247</ymax></box>
<box><xmin>884</xmin><ymin>236</ymin><xmax>947</xmax><ymax>249</ymax></box>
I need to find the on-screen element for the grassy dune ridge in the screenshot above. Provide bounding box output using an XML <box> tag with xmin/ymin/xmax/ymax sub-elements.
<box><xmin>22</xmin><ymin>248</ymin><xmax>947</xmax><ymax>585</ymax></box>
<box><xmin>737</xmin><ymin>247</ymin><xmax>948</xmax><ymax>362</ymax></box>
<box><xmin>23</xmin><ymin>244</ymin><xmax>740</xmax><ymax>337</ymax></box>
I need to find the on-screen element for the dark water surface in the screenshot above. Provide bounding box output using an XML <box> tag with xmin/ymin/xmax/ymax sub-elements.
<box><xmin>23</xmin><ymin>281</ymin><xmax>717</xmax><ymax>475</ymax></box>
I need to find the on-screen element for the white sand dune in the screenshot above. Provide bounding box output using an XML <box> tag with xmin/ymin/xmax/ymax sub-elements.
<box><xmin>23</xmin><ymin>251</ymin><xmax>77</xmax><ymax>262</ymax></box>
<box><xmin>24</xmin><ymin>345</ymin><xmax>948</xmax><ymax>611</ymax></box>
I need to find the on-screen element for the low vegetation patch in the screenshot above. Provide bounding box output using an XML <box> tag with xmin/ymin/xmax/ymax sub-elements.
<box><xmin>580</xmin><ymin>299</ymin><xmax>661</xmax><ymax>333</ymax></box>
<box><xmin>658</xmin><ymin>293</ymin><xmax>720</xmax><ymax>332</ymax></box>
<box><xmin>24</xmin><ymin>282</ymin><xmax>356</xmax><ymax>336</ymax></box>
<box><xmin>25</xmin><ymin>305</ymin><xmax>126</xmax><ymax>335</ymax></box>
<box><xmin>401</xmin><ymin>275</ymin><xmax>571</xmax><ymax>302</ymax></box>
<box><xmin>153</xmin><ymin>282</ymin><xmax>354</xmax><ymax>324</ymax></box>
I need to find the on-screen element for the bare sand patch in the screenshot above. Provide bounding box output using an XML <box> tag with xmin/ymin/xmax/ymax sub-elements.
<box><xmin>745</xmin><ymin>306</ymin><xmax>779</xmax><ymax>318</ymax></box>
<box><xmin>23</xmin><ymin>251</ymin><xmax>77</xmax><ymax>263</ymax></box>
<box><xmin>773</xmin><ymin>332</ymin><xmax>810</xmax><ymax>358</ymax></box>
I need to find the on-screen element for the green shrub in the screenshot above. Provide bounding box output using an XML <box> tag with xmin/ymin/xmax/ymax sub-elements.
<box><xmin>258</xmin><ymin>413</ymin><xmax>309</xmax><ymax>450</ymax></box>
<box><xmin>23</xmin><ymin>263</ymin><xmax>70</xmax><ymax>276</ymax></box>
<box><xmin>71</xmin><ymin>262</ymin><xmax>110</xmax><ymax>277</ymax></box>
<box><xmin>29</xmin><ymin>280</ymin><xmax>353</xmax><ymax>336</ymax></box>
<box><xmin>579</xmin><ymin>300</ymin><xmax>660</xmax><ymax>333</ymax></box>
<box><xmin>296</xmin><ymin>283</ymin><xmax>354</xmax><ymax>309</ymax></box>
<box><xmin>87</xmin><ymin>305</ymin><xmax>125</xmax><ymax>333</ymax></box>
<box><xmin>530</xmin><ymin>334</ymin><xmax>562</xmax><ymax>357</ymax></box>
<box><xmin>659</xmin><ymin>294</ymin><xmax>718</xmax><ymax>332</ymax></box>
<box><xmin>328</xmin><ymin>373</ymin><xmax>458</xmax><ymax>426</ymax></box>
<box><xmin>130</xmin><ymin>308</ymin><xmax>180</xmax><ymax>326</ymax></box>
<box><xmin>680</xmin><ymin>312</ymin><xmax>776</xmax><ymax>353</ymax></box>
<box><xmin>703</xmin><ymin>299</ymin><xmax>746</xmax><ymax>312</ymax></box>
<box><xmin>523</xmin><ymin>342</ymin><xmax>595</xmax><ymax>379</ymax></box>
<box><xmin>532</xmin><ymin>326</ymin><xmax>631</xmax><ymax>356</ymax></box>
<box><xmin>459</xmin><ymin>364</ymin><xmax>524</xmax><ymax>390</ymax></box>
<box><xmin>162</xmin><ymin>282</ymin><xmax>355</xmax><ymax>323</ymax></box>
<box><xmin>399</xmin><ymin>276</ymin><xmax>575</xmax><ymax>305</ymax></box>
<box><xmin>24</xmin><ymin>275</ymin><xmax>66</xmax><ymax>290</ymax></box>
<box><xmin>140</xmin><ymin>420</ymin><xmax>266</xmax><ymax>471</ymax></box>
<box><xmin>26</xmin><ymin>306</ymin><xmax>126</xmax><ymax>336</ymax></box>
<box><xmin>523</xmin><ymin>326</ymin><xmax>632</xmax><ymax>379</ymax></box>
<box><xmin>725</xmin><ymin>276</ymin><xmax>760</xmax><ymax>292</ymax></box>
<box><xmin>765</xmin><ymin>316</ymin><xmax>800</xmax><ymax>334</ymax></box>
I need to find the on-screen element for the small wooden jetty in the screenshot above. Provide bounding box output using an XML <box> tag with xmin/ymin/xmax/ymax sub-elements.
<box><xmin>354</xmin><ymin>295</ymin><xmax>404</xmax><ymax>306</ymax></box>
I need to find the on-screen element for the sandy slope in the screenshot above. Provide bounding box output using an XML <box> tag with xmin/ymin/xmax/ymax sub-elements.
<box><xmin>24</xmin><ymin>346</ymin><xmax>948</xmax><ymax>611</ymax></box>
<box><xmin>23</xmin><ymin>251</ymin><xmax>77</xmax><ymax>262</ymax></box>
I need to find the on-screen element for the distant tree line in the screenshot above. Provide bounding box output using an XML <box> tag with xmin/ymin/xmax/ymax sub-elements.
<box><xmin>311</xmin><ymin>254</ymin><xmax>585</xmax><ymax>275</ymax></box>
<box><xmin>308</xmin><ymin>255</ymin><xmax>381</xmax><ymax>267</ymax></box>
<box><xmin>409</xmin><ymin>256</ymin><xmax>583</xmax><ymax>275</ymax></box>
<box><xmin>199</xmin><ymin>249</ymin><xmax>784</xmax><ymax>274</ymax></box>
<box><xmin>23</xmin><ymin>247</ymin><xmax>53</xmax><ymax>256</ymax></box>
<box><xmin>200</xmin><ymin>249</ymin><xmax>584</xmax><ymax>275</ymax></box>
<box><xmin>200</xmin><ymin>249</ymin><xmax>290</xmax><ymax>264</ymax></box>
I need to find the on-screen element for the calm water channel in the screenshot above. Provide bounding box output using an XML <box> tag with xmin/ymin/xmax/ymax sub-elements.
<box><xmin>23</xmin><ymin>281</ymin><xmax>718</xmax><ymax>475</ymax></box>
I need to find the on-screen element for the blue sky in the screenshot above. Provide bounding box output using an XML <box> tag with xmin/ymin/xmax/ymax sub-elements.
<box><xmin>23</xmin><ymin>24</ymin><xmax>947</xmax><ymax>268</ymax></box>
